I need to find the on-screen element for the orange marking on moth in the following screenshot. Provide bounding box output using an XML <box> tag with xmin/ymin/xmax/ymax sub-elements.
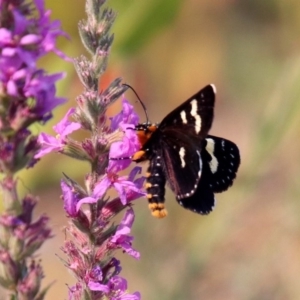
<box><xmin>152</xmin><ymin>210</ymin><xmax>168</xmax><ymax>218</ymax></box>
<box><xmin>148</xmin><ymin>203</ymin><xmax>168</xmax><ymax>218</ymax></box>
<box><xmin>145</xmin><ymin>182</ymin><xmax>152</xmax><ymax>189</ymax></box>
<box><xmin>136</xmin><ymin>125</ymin><xmax>157</xmax><ymax>146</ymax></box>
<box><xmin>132</xmin><ymin>150</ymin><xmax>146</xmax><ymax>161</ymax></box>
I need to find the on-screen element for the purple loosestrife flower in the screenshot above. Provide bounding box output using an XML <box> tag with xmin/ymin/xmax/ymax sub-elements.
<box><xmin>109</xmin><ymin>208</ymin><xmax>140</xmax><ymax>259</ymax></box>
<box><xmin>0</xmin><ymin>1</ymin><xmax>67</xmax><ymax>130</ymax></box>
<box><xmin>76</xmin><ymin>166</ymin><xmax>145</xmax><ymax>210</ymax></box>
<box><xmin>35</xmin><ymin>108</ymin><xmax>81</xmax><ymax>158</ymax></box>
<box><xmin>60</xmin><ymin>100</ymin><xmax>144</xmax><ymax>298</ymax></box>
<box><xmin>33</xmin><ymin>0</ymin><xmax>146</xmax><ymax>298</ymax></box>
<box><xmin>89</xmin><ymin>276</ymin><xmax>141</xmax><ymax>300</ymax></box>
<box><xmin>109</xmin><ymin>98</ymin><xmax>140</xmax><ymax>172</ymax></box>
<box><xmin>0</xmin><ymin>0</ymin><xmax>67</xmax><ymax>298</ymax></box>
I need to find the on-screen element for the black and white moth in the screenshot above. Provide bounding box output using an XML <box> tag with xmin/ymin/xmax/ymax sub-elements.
<box><xmin>131</xmin><ymin>84</ymin><xmax>240</xmax><ymax>218</ymax></box>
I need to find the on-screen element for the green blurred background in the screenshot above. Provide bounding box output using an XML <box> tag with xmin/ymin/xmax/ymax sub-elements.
<box><xmin>6</xmin><ymin>0</ymin><xmax>300</xmax><ymax>299</ymax></box>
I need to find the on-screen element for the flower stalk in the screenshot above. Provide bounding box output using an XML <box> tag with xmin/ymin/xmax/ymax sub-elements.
<box><xmin>0</xmin><ymin>0</ymin><xmax>67</xmax><ymax>298</ymax></box>
<box><xmin>36</xmin><ymin>0</ymin><xmax>144</xmax><ymax>299</ymax></box>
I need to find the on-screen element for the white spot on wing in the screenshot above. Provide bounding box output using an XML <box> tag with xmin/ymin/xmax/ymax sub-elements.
<box><xmin>180</xmin><ymin>111</ymin><xmax>187</xmax><ymax>124</ymax></box>
<box><xmin>190</xmin><ymin>99</ymin><xmax>201</xmax><ymax>133</ymax></box>
<box><xmin>210</xmin><ymin>84</ymin><xmax>217</xmax><ymax>94</ymax></box>
<box><xmin>205</xmin><ymin>138</ymin><xmax>218</xmax><ymax>173</ymax></box>
<box><xmin>212</xmin><ymin>196</ymin><xmax>216</xmax><ymax>209</ymax></box>
<box><xmin>196</xmin><ymin>150</ymin><xmax>202</xmax><ymax>178</ymax></box>
<box><xmin>179</xmin><ymin>147</ymin><xmax>186</xmax><ymax>168</ymax></box>
<box><xmin>221</xmin><ymin>139</ymin><xmax>225</xmax><ymax>148</ymax></box>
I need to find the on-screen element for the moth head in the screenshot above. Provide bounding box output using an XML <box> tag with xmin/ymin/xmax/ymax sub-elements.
<box><xmin>135</xmin><ymin>123</ymin><xmax>158</xmax><ymax>147</ymax></box>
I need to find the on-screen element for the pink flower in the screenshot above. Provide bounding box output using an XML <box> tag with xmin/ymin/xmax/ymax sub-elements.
<box><xmin>35</xmin><ymin>108</ymin><xmax>81</xmax><ymax>158</ymax></box>
<box><xmin>76</xmin><ymin>167</ymin><xmax>145</xmax><ymax>211</ymax></box>
<box><xmin>110</xmin><ymin>208</ymin><xmax>140</xmax><ymax>259</ymax></box>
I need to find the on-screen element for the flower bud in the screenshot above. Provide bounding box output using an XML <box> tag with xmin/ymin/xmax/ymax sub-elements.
<box><xmin>0</xmin><ymin>251</ymin><xmax>20</xmax><ymax>288</ymax></box>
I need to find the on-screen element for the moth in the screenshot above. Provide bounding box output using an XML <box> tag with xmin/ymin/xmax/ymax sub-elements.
<box><xmin>129</xmin><ymin>84</ymin><xmax>240</xmax><ymax>218</ymax></box>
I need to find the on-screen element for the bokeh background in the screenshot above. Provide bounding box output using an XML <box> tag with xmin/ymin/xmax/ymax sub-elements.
<box><xmin>4</xmin><ymin>0</ymin><xmax>300</xmax><ymax>299</ymax></box>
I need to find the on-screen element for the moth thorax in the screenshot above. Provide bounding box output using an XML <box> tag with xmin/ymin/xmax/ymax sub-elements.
<box><xmin>135</xmin><ymin>124</ymin><xmax>158</xmax><ymax>147</ymax></box>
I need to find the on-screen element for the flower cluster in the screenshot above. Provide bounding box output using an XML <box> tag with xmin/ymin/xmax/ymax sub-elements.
<box><xmin>38</xmin><ymin>96</ymin><xmax>145</xmax><ymax>299</ymax></box>
<box><xmin>0</xmin><ymin>0</ymin><xmax>66</xmax><ymax>298</ymax></box>
<box><xmin>35</xmin><ymin>0</ymin><xmax>145</xmax><ymax>298</ymax></box>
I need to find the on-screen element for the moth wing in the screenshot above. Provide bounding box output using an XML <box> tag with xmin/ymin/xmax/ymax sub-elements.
<box><xmin>202</xmin><ymin>135</ymin><xmax>240</xmax><ymax>193</ymax></box>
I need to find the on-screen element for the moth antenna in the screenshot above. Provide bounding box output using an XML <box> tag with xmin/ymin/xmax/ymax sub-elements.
<box><xmin>123</xmin><ymin>84</ymin><xmax>149</xmax><ymax>123</ymax></box>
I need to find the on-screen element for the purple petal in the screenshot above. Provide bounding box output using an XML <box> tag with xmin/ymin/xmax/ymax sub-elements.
<box><xmin>108</xmin><ymin>140</ymin><xmax>131</xmax><ymax>172</ymax></box>
<box><xmin>110</xmin><ymin>209</ymin><xmax>140</xmax><ymax>259</ymax></box>
<box><xmin>26</xmin><ymin>72</ymin><xmax>67</xmax><ymax>115</ymax></box>
<box><xmin>109</xmin><ymin>276</ymin><xmax>127</xmax><ymax>292</ymax></box>
<box><xmin>52</xmin><ymin>47</ymin><xmax>72</xmax><ymax>62</ymax></box>
<box><xmin>34</xmin><ymin>133</ymin><xmax>63</xmax><ymax>158</ymax></box>
<box><xmin>110</xmin><ymin>98</ymin><xmax>139</xmax><ymax>131</ymax></box>
<box><xmin>89</xmin><ymin>265</ymin><xmax>103</xmax><ymax>281</ymax></box>
<box><xmin>53</xmin><ymin>108</ymin><xmax>81</xmax><ymax>137</ymax></box>
<box><xmin>93</xmin><ymin>177</ymin><xmax>111</xmax><ymax>199</ymax></box>
<box><xmin>0</xmin><ymin>28</ymin><xmax>12</xmax><ymax>44</ymax></box>
<box><xmin>61</xmin><ymin>180</ymin><xmax>78</xmax><ymax>217</ymax></box>
<box><xmin>116</xmin><ymin>208</ymin><xmax>135</xmax><ymax>235</ymax></box>
<box><xmin>108</xmin><ymin>276</ymin><xmax>141</xmax><ymax>299</ymax></box>
<box><xmin>12</xmin><ymin>9</ymin><xmax>28</xmax><ymax>35</ymax></box>
<box><xmin>34</xmin><ymin>0</ymin><xmax>45</xmax><ymax>15</ymax></box>
<box><xmin>113</xmin><ymin>182</ymin><xmax>127</xmax><ymax>205</ymax></box>
<box><xmin>12</xmin><ymin>68</ymin><xmax>27</xmax><ymax>80</ymax></box>
<box><xmin>115</xmin><ymin>179</ymin><xmax>144</xmax><ymax>205</ymax></box>
<box><xmin>120</xmin><ymin>243</ymin><xmax>140</xmax><ymax>260</ymax></box>
<box><xmin>126</xmin><ymin>179</ymin><xmax>146</xmax><ymax>202</ymax></box>
<box><xmin>76</xmin><ymin>196</ymin><xmax>97</xmax><ymax>212</ymax></box>
<box><xmin>20</xmin><ymin>34</ymin><xmax>41</xmax><ymax>45</ymax></box>
<box><xmin>108</xmin><ymin>129</ymin><xmax>140</xmax><ymax>172</ymax></box>
<box><xmin>128</xmin><ymin>167</ymin><xmax>142</xmax><ymax>182</ymax></box>
<box><xmin>88</xmin><ymin>281</ymin><xmax>110</xmax><ymax>293</ymax></box>
<box><xmin>130</xmin><ymin>292</ymin><xmax>141</xmax><ymax>300</ymax></box>
<box><xmin>133</xmin><ymin>177</ymin><xmax>146</xmax><ymax>189</ymax></box>
<box><xmin>2</xmin><ymin>47</ymin><xmax>16</xmax><ymax>57</ymax></box>
<box><xmin>7</xmin><ymin>80</ymin><xmax>18</xmax><ymax>96</ymax></box>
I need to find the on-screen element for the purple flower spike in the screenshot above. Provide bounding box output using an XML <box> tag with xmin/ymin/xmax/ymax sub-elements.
<box><xmin>0</xmin><ymin>0</ymin><xmax>68</xmax><ymax>297</ymax></box>
<box><xmin>41</xmin><ymin>0</ymin><xmax>145</xmax><ymax>298</ymax></box>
